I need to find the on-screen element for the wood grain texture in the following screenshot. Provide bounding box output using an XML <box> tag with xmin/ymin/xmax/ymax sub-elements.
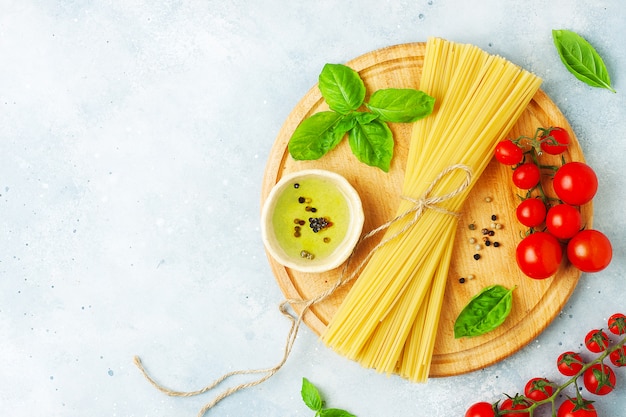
<box><xmin>260</xmin><ymin>42</ymin><xmax>591</xmax><ymax>377</ymax></box>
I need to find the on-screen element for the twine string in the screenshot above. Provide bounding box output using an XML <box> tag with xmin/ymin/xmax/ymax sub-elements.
<box><xmin>133</xmin><ymin>163</ymin><xmax>472</xmax><ymax>417</ymax></box>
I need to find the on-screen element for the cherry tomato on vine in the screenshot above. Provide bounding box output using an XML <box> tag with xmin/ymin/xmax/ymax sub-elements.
<box><xmin>516</xmin><ymin>232</ymin><xmax>562</xmax><ymax>279</ymax></box>
<box><xmin>500</xmin><ymin>396</ymin><xmax>531</xmax><ymax>417</ymax></box>
<box><xmin>557</xmin><ymin>351</ymin><xmax>585</xmax><ymax>376</ymax></box>
<box><xmin>465</xmin><ymin>401</ymin><xmax>496</xmax><ymax>417</ymax></box>
<box><xmin>584</xmin><ymin>329</ymin><xmax>610</xmax><ymax>353</ymax></box>
<box><xmin>540</xmin><ymin>126</ymin><xmax>570</xmax><ymax>155</ymax></box>
<box><xmin>557</xmin><ymin>397</ymin><xmax>598</xmax><ymax>417</ymax></box>
<box><xmin>583</xmin><ymin>363</ymin><xmax>616</xmax><ymax>395</ymax></box>
<box><xmin>545</xmin><ymin>204</ymin><xmax>582</xmax><ymax>240</ymax></box>
<box><xmin>516</xmin><ymin>198</ymin><xmax>547</xmax><ymax>228</ymax></box>
<box><xmin>512</xmin><ymin>162</ymin><xmax>541</xmax><ymax>189</ymax></box>
<box><xmin>609</xmin><ymin>345</ymin><xmax>626</xmax><ymax>367</ymax></box>
<box><xmin>524</xmin><ymin>377</ymin><xmax>555</xmax><ymax>401</ymax></box>
<box><xmin>608</xmin><ymin>313</ymin><xmax>626</xmax><ymax>335</ymax></box>
<box><xmin>495</xmin><ymin>139</ymin><xmax>524</xmax><ymax>165</ymax></box>
<box><xmin>567</xmin><ymin>230</ymin><xmax>612</xmax><ymax>273</ymax></box>
<box><xmin>553</xmin><ymin>162</ymin><xmax>598</xmax><ymax>206</ymax></box>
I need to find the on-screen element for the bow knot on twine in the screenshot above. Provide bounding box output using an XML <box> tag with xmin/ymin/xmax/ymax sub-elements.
<box><xmin>134</xmin><ymin>163</ymin><xmax>472</xmax><ymax>417</ymax></box>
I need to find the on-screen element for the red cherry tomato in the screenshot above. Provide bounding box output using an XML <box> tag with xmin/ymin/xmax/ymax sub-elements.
<box><xmin>608</xmin><ymin>313</ymin><xmax>626</xmax><ymax>335</ymax></box>
<box><xmin>583</xmin><ymin>363</ymin><xmax>616</xmax><ymax>395</ymax></box>
<box><xmin>553</xmin><ymin>162</ymin><xmax>598</xmax><ymax>206</ymax></box>
<box><xmin>557</xmin><ymin>397</ymin><xmax>597</xmax><ymax>417</ymax></box>
<box><xmin>495</xmin><ymin>140</ymin><xmax>524</xmax><ymax>165</ymax></box>
<box><xmin>516</xmin><ymin>232</ymin><xmax>563</xmax><ymax>279</ymax></box>
<box><xmin>524</xmin><ymin>377</ymin><xmax>554</xmax><ymax>401</ymax></box>
<box><xmin>609</xmin><ymin>345</ymin><xmax>626</xmax><ymax>367</ymax></box>
<box><xmin>545</xmin><ymin>204</ymin><xmax>582</xmax><ymax>240</ymax></box>
<box><xmin>500</xmin><ymin>397</ymin><xmax>531</xmax><ymax>417</ymax></box>
<box><xmin>557</xmin><ymin>351</ymin><xmax>585</xmax><ymax>376</ymax></box>
<box><xmin>584</xmin><ymin>329</ymin><xmax>610</xmax><ymax>353</ymax></box>
<box><xmin>512</xmin><ymin>162</ymin><xmax>541</xmax><ymax>189</ymax></box>
<box><xmin>465</xmin><ymin>401</ymin><xmax>496</xmax><ymax>417</ymax></box>
<box><xmin>567</xmin><ymin>229</ymin><xmax>612</xmax><ymax>273</ymax></box>
<box><xmin>540</xmin><ymin>127</ymin><xmax>570</xmax><ymax>155</ymax></box>
<box><xmin>516</xmin><ymin>198</ymin><xmax>547</xmax><ymax>228</ymax></box>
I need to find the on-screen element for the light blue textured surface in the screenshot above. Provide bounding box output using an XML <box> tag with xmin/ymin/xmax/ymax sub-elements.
<box><xmin>1</xmin><ymin>1</ymin><xmax>625</xmax><ymax>416</ymax></box>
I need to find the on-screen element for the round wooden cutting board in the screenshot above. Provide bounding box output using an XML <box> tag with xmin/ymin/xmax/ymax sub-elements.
<box><xmin>260</xmin><ymin>42</ymin><xmax>591</xmax><ymax>377</ymax></box>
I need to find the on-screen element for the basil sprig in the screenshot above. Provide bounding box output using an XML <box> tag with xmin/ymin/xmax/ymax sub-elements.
<box><xmin>301</xmin><ymin>377</ymin><xmax>355</xmax><ymax>417</ymax></box>
<box><xmin>552</xmin><ymin>29</ymin><xmax>616</xmax><ymax>93</ymax></box>
<box><xmin>288</xmin><ymin>63</ymin><xmax>435</xmax><ymax>172</ymax></box>
<box><xmin>454</xmin><ymin>284</ymin><xmax>516</xmax><ymax>338</ymax></box>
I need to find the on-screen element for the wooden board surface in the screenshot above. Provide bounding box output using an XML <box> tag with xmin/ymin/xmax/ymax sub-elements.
<box><xmin>260</xmin><ymin>42</ymin><xmax>591</xmax><ymax>377</ymax></box>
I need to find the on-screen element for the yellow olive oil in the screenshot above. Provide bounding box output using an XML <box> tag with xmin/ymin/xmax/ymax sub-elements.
<box><xmin>272</xmin><ymin>176</ymin><xmax>350</xmax><ymax>262</ymax></box>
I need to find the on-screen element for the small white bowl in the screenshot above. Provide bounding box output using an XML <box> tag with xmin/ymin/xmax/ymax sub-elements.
<box><xmin>261</xmin><ymin>169</ymin><xmax>365</xmax><ymax>273</ymax></box>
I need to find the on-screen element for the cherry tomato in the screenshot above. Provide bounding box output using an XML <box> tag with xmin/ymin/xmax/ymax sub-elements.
<box><xmin>500</xmin><ymin>396</ymin><xmax>531</xmax><ymax>417</ymax></box>
<box><xmin>524</xmin><ymin>377</ymin><xmax>555</xmax><ymax>402</ymax></box>
<box><xmin>553</xmin><ymin>162</ymin><xmax>598</xmax><ymax>206</ymax></box>
<box><xmin>465</xmin><ymin>401</ymin><xmax>496</xmax><ymax>417</ymax></box>
<box><xmin>495</xmin><ymin>140</ymin><xmax>524</xmax><ymax>165</ymax></box>
<box><xmin>516</xmin><ymin>232</ymin><xmax>563</xmax><ymax>279</ymax></box>
<box><xmin>545</xmin><ymin>204</ymin><xmax>582</xmax><ymax>240</ymax></box>
<box><xmin>540</xmin><ymin>126</ymin><xmax>570</xmax><ymax>155</ymax></box>
<box><xmin>583</xmin><ymin>363</ymin><xmax>616</xmax><ymax>395</ymax></box>
<box><xmin>584</xmin><ymin>329</ymin><xmax>610</xmax><ymax>353</ymax></box>
<box><xmin>516</xmin><ymin>198</ymin><xmax>547</xmax><ymax>228</ymax></box>
<box><xmin>608</xmin><ymin>313</ymin><xmax>626</xmax><ymax>335</ymax></box>
<box><xmin>557</xmin><ymin>397</ymin><xmax>598</xmax><ymax>417</ymax></box>
<box><xmin>557</xmin><ymin>351</ymin><xmax>584</xmax><ymax>376</ymax></box>
<box><xmin>609</xmin><ymin>345</ymin><xmax>626</xmax><ymax>367</ymax></box>
<box><xmin>512</xmin><ymin>162</ymin><xmax>541</xmax><ymax>189</ymax></box>
<box><xmin>567</xmin><ymin>230</ymin><xmax>612</xmax><ymax>273</ymax></box>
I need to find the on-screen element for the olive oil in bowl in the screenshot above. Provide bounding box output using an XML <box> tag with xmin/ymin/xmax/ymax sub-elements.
<box><xmin>261</xmin><ymin>170</ymin><xmax>364</xmax><ymax>273</ymax></box>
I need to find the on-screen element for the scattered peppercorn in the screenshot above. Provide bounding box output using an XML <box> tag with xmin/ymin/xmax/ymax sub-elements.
<box><xmin>485</xmin><ymin>240</ymin><xmax>491</xmax><ymax>246</ymax></box>
<box><xmin>459</xmin><ymin>277</ymin><xmax>466</xmax><ymax>284</ymax></box>
<box><xmin>491</xmin><ymin>214</ymin><xmax>497</xmax><ymax>221</ymax></box>
<box><xmin>293</xmin><ymin>183</ymin><xmax>300</xmax><ymax>189</ymax></box>
<box><xmin>468</xmin><ymin>223</ymin><xmax>476</xmax><ymax>230</ymax></box>
<box><xmin>493</xmin><ymin>242</ymin><xmax>500</xmax><ymax>247</ymax></box>
<box><xmin>300</xmin><ymin>250</ymin><xmax>315</xmax><ymax>260</ymax></box>
<box><xmin>473</xmin><ymin>253</ymin><xmax>481</xmax><ymax>260</ymax></box>
<box><xmin>481</xmin><ymin>228</ymin><xmax>489</xmax><ymax>235</ymax></box>
<box><xmin>488</xmin><ymin>230</ymin><xmax>495</xmax><ymax>236</ymax></box>
<box><xmin>298</xmin><ymin>197</ymin><xmax>305</xmax><ymax>203</ymax></box>
<box><xmin>323</xmin><ymin>237</ymin><xmax>331</xmax><ymax>243</ymax></box>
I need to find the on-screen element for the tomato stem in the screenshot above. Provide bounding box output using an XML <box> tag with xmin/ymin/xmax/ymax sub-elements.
<box><xmin>508</xmin><ymin>335</ymin><xmax>626</xmax><ymax>416</ymax></box>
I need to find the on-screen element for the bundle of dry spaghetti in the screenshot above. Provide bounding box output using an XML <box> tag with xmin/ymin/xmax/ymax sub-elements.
<box><xmin>322</xmin><ymin>37</ymin><xmax>542</xmax><ymax>382</ymax></box>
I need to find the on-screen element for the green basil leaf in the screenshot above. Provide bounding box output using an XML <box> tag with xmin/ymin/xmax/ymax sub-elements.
<box><xmin>301</xmin><ymin>378</ymin><xmax>323</xmax><ymax>412</ymax></box>
<box><xmin>354</xmin><ymin>111</ymin><xmax>378</xmax><ymax>125</ymax></box>
<box><xmin>288</xmin><ymin>111</ymin><xmax>344</xmax><ymax>160</ymax></box>
<box><xmin>366</xmin><ymin>88</ymin><xmax>435</xmax><ymax>123</ymax></box>
<box><xmin>552</xmin><ymin>29</ymin><xmax>616</xmax><ymax>93</ymax></box>
<box><xmin>334</xmin><ymin>112</ymin><xmax>358</xmax><ymax>133</ymax></box>
<box><xmin>320</xmin><ymin>408</ymin><xmax>356</xmax><ymax>417</ymax></box>
<box><xmin>318</xmin><ymin>63</ymin><xmax>366</xmax><ymax>114</ymax></box>
<box><xmin>348</xmin><ymin>119</ymin><xmax>393</xmax><ymax>172</ymax></box>
<box><xmin>454</xmin><ymin>285</ymin><xmax>515</xmax><ymax>338</ymax></box>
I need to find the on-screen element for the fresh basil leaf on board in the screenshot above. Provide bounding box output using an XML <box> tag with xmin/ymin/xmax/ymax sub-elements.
<box><xmin>288</xmin><ymin>111</ymin><xmax>345</xmax><ymax>160</ymax></box>
<box><xmin>552</xmin><ymin>29</ymin><xmax>616</xmax><ymax>93</ymax></box>
<box><xmin>454</xmin><ymin>284</ymin><xmax>516</xmax><ymax>338</ymax></box>
<box><xmin>348</xmin><ymin>119</ymin><xmax>394</xmax><ymax>172</ymax></box>
<box><xmin>318</xmin><ymin>63</ymin><xmax>366</xmax><ymax>114</ymax></box>
<box><xmin>366</xmin><ymin>88</ymin><xmax>436</xmax><ymax>123</ymax></box>
<box><xmin>288</xmin><ymin>62</ymin><xmax>435</xmax><ymax>170</ymax></box>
